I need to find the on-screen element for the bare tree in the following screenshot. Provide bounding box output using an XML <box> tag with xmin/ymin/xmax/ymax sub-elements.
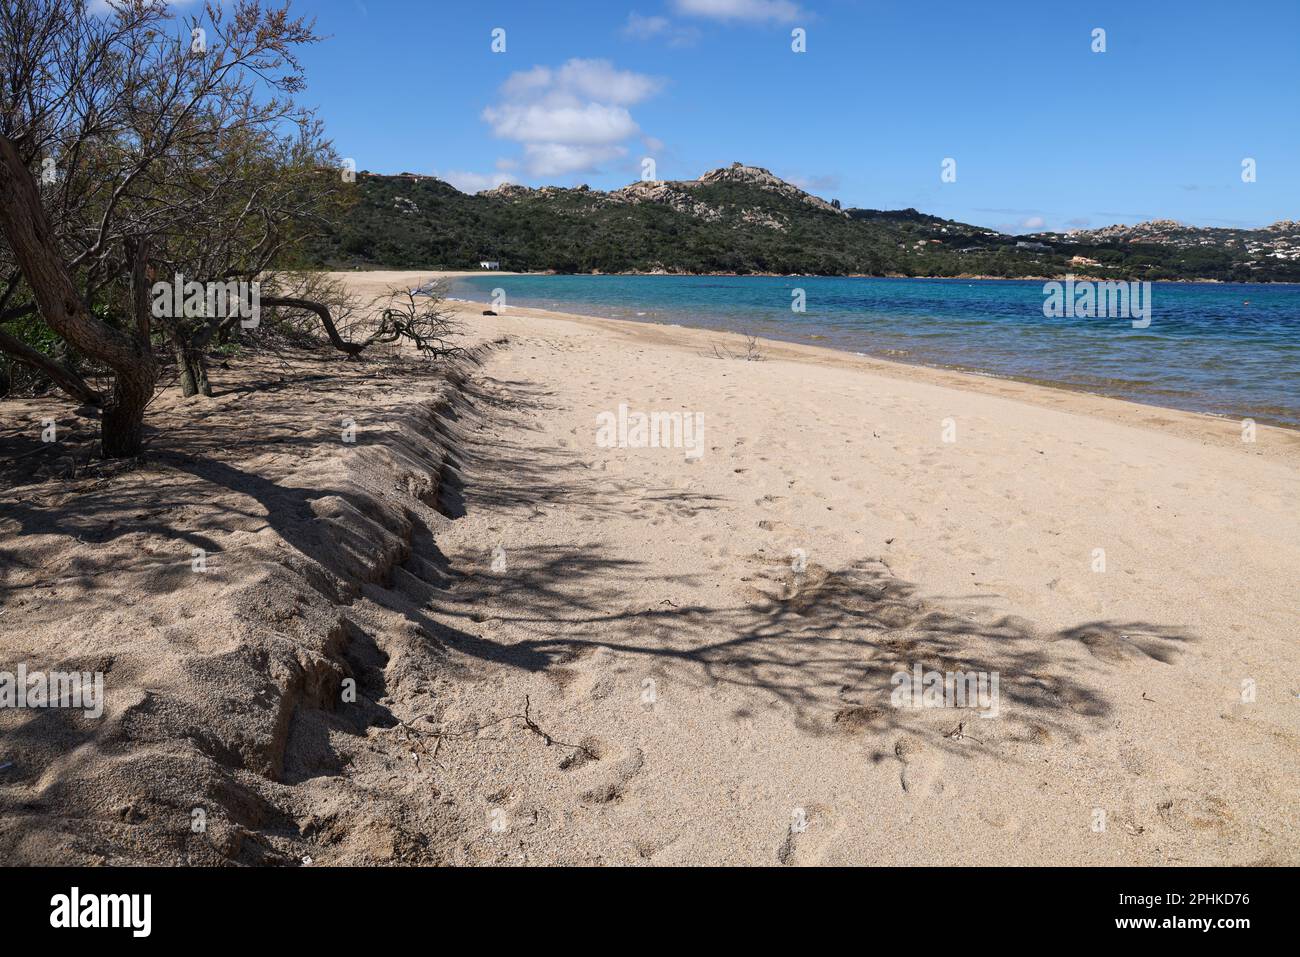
<box><xmin>261</xmin><ymin>276</ymin><xmax>462</xmax><ymax>360</ymax></box>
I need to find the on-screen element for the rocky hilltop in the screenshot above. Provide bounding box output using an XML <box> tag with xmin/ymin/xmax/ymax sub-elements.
<box><xmin>688</xmin><ymin>162</ymin><xmax>845</xmax><ymax>215</ymax></box>
<box><xmin>1053</xmin><ymin>219</ymin><xmax>1300</xmax><ymax>266</ymax></box>
<box><xmin>482</xmin><ymin>162</ymin><xmax>846</xmax><ymax>229</ymax></box>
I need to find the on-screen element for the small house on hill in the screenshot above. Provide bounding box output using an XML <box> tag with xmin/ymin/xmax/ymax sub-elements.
<box><xmin>479</xmin><ymin>260</ymin><xmax>501</xmax><ymax>270</ymax></box>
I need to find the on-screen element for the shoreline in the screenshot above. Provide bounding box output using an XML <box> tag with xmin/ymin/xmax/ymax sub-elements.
<box><xmin>409</xmin><ymin>276</ymin><xmax>1300</xmax><ymax>444</ymax></box>
<box><xmin>410</xmin><ymin>268</ymin><xmax>1300</xmax><ymax>285</ymax></box>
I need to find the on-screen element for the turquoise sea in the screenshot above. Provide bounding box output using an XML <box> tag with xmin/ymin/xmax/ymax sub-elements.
<box><xmin>447</xmin><ymin>275</ymin><xmax>1300</xmax><ymax>429</ymax></box>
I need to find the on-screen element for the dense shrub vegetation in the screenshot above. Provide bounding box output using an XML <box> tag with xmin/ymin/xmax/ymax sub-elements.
<box><xmin>308</xmin><ymin>173</ymin><xmax>1300</xmax><ymax>283</ymax></box>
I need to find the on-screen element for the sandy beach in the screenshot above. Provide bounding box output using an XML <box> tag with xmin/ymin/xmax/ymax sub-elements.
<box><xmin>2</xmin><ymin>269</ymin><xmax>1296</xmax><ymax>865</ymax></box>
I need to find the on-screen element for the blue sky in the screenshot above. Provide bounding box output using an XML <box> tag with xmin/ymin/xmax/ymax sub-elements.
<box><xmin>287</xmin><ymin>0</ymin><xmax>1297</xmax><ymax>232</ymax></box>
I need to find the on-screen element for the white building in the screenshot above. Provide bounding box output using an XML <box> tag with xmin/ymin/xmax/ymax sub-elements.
<box><xmin>479</xmin><ymin>260</ymin><xmax>501</xmax><ymax>270</ymax></box>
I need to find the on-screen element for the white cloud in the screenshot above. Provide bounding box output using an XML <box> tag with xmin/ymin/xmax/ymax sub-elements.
<box><xmin>524</xmin><ymin>144</ymin><xmax>629</xmax><ymax>178</ymax></box>
<box><xmin>672</xmin><ymin>0</ymin><xmax>803</xmax><ymax>22</ymax></box>
<box><xmin>623</xmin><ymin>13</ymin><xmax>672</xmax><ymax>39</ymax></box>
<box><xmin>484</xmin><ymin>102</ymin><xmax>639</xmax><ymax>146</ymax></box>
<box><xmin>623</xmin><ymin>12</ymin><xmax>702</xmax><ymax>46</ymax></box>
<box><xmin>508</xmin><ymin>59</ymin><xmax>662</xmax><ymax>107</ymax></box>
<box><xmin>482</xmin><ymin>59</ymin><xmax>663</xmax><ymax>178</ymax></box>
<box><xmin>580</xmin><ymin>63</ymin><xmax>660</xmax><ymax>105</ymax></box>
<box><xmin>1020</xmin><ymin>216</ymin><xmax>1046</xmax><ymax>230</ymax></box>
<box><xmin>498</xmin><ymin>66</ymin><xmax>553</xmax><ymax>100</ymax></box>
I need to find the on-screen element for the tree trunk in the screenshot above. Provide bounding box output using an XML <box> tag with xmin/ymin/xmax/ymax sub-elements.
<box><xmin>101</xmin><ymin>363</ymin><xmax>154</xmax><ymax>458</ymax></box>
<box><xmin>168</xmin><ymin>328</ymin><xmax>212</xmax><ymax>398</ymax></box>
<box><xmin>126</xmin><ymin>235</ymin><xmax>151</xmax><ymax>342</ymax></box>
<box><xmin>194</xmin><ymin>355</ymin><xmax>211</xmax><ymax>397</ymax></box>
<box><xmin>0</xmin><ymin>133</ymin><xmax>156</xmax><ymax>457</ymax></box>
<box><xmin>169</xmin><ymin>328</ymin><xmax>198</xmax><ymax>397</ymax></box>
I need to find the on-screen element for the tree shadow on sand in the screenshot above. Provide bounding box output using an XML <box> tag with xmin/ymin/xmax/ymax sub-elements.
<box><xmin>356</xmin><ymin>359</ymin><xmax>1199</xmax><ymax>760</ymax></box>
<box><xmin>0</xmin><ymin>349</ymin><xmax>1199</xmax><ymax>769</ymax></box>
<box><xmin>376</xmin><ymin>534</ymin><xmax>1195</xmax><ymax>761</ymax></box>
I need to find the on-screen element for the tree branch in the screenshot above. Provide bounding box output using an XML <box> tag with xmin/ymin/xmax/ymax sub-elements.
<box><xmin>260</xmin><ymin>294</ymin><xmax>365</xmax><ymax>357</ymax></box>
<box><xmin>0</xmin><ymin>327</ymin><xmax>103</xmax><ymax>406</ymax></box>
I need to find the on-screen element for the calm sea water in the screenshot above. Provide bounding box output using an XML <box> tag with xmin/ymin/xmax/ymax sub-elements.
<box><xmin>447</xmin><ymin>275</ymin><xmax>1300</xmax><ymax>428</ymax></box>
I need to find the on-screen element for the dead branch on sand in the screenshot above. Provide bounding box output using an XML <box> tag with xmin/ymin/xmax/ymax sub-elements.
<box><xmin>396</xmin><ymin>696</ymin><xmax>596</xmax><ymax>768</ymax></box>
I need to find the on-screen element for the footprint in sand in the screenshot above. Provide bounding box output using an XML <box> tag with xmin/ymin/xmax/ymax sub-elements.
<box><xmin>977</xmin><ymin>807</ymin><xmax>1023</xmax><ymax>833</ymax></box>
<box><xmin>1155</xmin><ymin>795</ymin><xmax>1234</xmax><ymax>833</ymax></box>
<box><xmin>894</xmin><ymin>737</ymin><xmax>945</xmax><ymax>798</ymax></box>
<box><xmin>776</xmin><ymin>804</ymin><xmax>839</xmax><ymax>865</ymax></box>
<box><xmin>579</xmin><ymin>746</ymin><xmax>645</xmax><ymax>806</ymax></box>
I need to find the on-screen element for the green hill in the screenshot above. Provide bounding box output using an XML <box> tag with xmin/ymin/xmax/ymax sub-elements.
<box><xmin>308</xmin><ymin>163</ymin><xmax>1300</xmax><ymax>282</ymax></box>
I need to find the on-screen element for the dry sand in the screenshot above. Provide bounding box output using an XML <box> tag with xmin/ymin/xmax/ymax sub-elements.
<box><xmin>1</xmin><ymin>269</ymin><xmax>1296</xmax><ymax>865</ymax></box>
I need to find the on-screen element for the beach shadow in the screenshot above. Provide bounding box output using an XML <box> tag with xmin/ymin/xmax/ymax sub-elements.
<box><xmin>399</xmin><ymin>541</ymin><xmax>1194</xmax><ymax>757</ymax></box>
<box><xmin>366</xmin><ymin>364</ymin><xmax>1198</xmax><ymax>761</ymax></box>
<box><xmin>0</xmin><ymin>346</ymin><xmax>1198</xmax><ymax>777</ymax></box>
<box><xmin>0</xmin><ymin>350</ymin><xmax>461</xmax><ymax>610</ymax></box>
